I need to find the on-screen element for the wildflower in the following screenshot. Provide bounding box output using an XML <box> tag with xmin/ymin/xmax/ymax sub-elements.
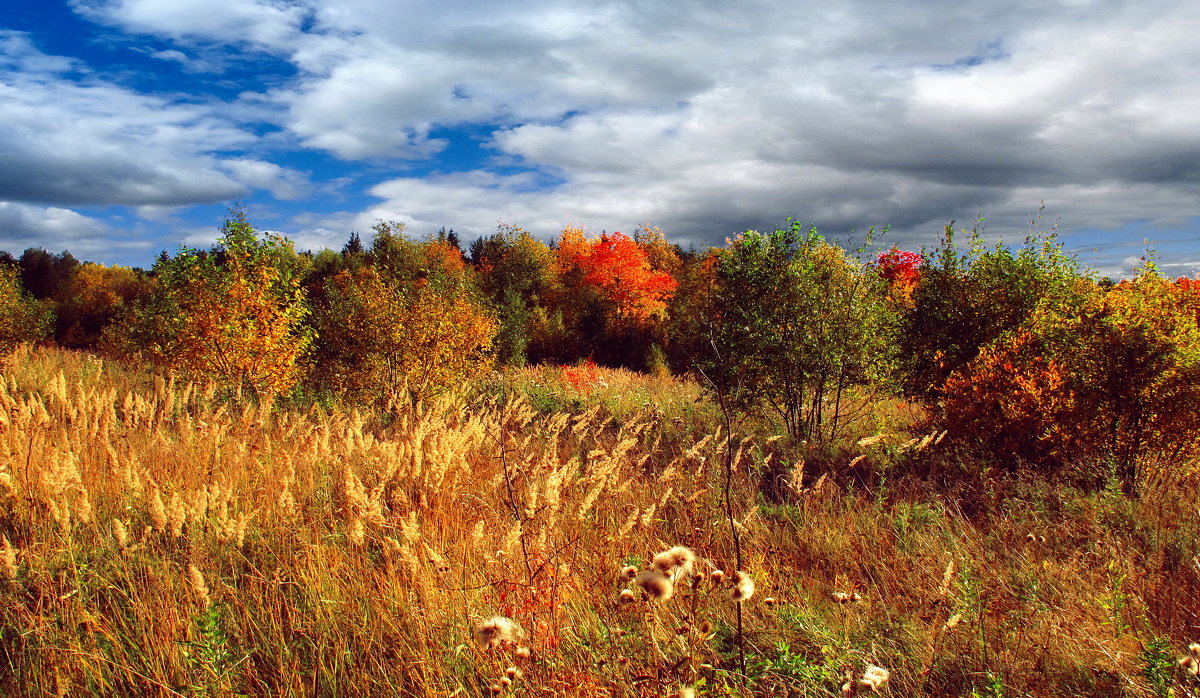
<box><xmin>764</xmin><ymin>596</ymin><xmax>778</xmax><ymax>607</ymax></box>
<box><xmin>635</xmin><ymin>570</ymin><xmax>674</xmax><ymax>601</ymax></box>
<box><xmin>505</xmin><ymin>666</ymin><xmax>520</xmax><ymax>680</ymax></box>
<box><xmin>619</xmin><ymin>564</ymin><xmax>638</xmax><ymax>581</ymax></box>
<box><xmin>831</xmin><ymin>591</ymin><xmax>862</xmax><ymax>603</ymax></box>
<box><xmin>710</xmin><ymin>569</ymin><xmax>725</xmax><ymax>584</ymax></box>
<box><xmin>730</xmin><ymin>571</ymin><xmax>755</xmax><ymax>601</ymax></box>
<box><xmin>697</xmin><ymin>621</ymin><xmax>714</xmax><ymax>636</ymax></box>
<box><xmin>514</xmin><ymin>646</ymin><xmax>531</xmax><ymax>660</ymax></box>
<box><xmin>617</xmin><ymin>589</ymin><xmax>636</xmax><ymax>605</ymax></box>
<box><xmin>474</xmin><ymin>616</ymin><xmax>525</xmax><ymax>650</ymax></box>
<box><xmin>651</xmin><ymin>546</ymin><xmax>696</xmax><ymax>579</ymax></box>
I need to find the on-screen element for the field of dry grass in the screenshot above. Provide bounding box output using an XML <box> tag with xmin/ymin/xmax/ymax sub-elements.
<box><xmin>0</xmin><ymin>347</ymin><xmax>1197</xmax><ymax>697</ymax></box>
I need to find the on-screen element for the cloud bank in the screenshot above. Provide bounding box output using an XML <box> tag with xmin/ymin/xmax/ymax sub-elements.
<box><xmin>0</xmin><ymin>1</ymin><xmax>1195</xmax><ymax>275</ymax></box>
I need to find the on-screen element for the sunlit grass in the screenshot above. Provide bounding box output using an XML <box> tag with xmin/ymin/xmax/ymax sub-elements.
<box><xmin>0</xmin><ymin>346</ymin><xmax>1196</xmax><ymax>696</ymax></box>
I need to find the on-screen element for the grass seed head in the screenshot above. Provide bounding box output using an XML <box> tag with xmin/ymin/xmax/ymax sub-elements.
<box><xmin>112</xmin><ymin>518</ymin><xmax>129</xmax><ymax>550</ymax></box>
<box><xmin>187</xmin><ymin>565</ymin><xmax>211</xmax><ymax>607</ymax></box>
<box><xmin>0</xmin><ymin>536</ymin><xmax>17</xmax><ymax>581</ymax></box>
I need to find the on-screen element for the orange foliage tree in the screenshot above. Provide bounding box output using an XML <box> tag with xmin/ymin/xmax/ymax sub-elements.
<box><xmin>556</xmin><ymin>226</ymin><xmax>677</xmax><ymax>322</ymax></box>
<box><xmin>107</xmin><ymin>211</ymin><xmax>311</xmax><ymax>397</ymax></box>
<box><xmin>547</xmin><ymin>225</ymin><xmax>678</xmax><ymax>367</ymax></box>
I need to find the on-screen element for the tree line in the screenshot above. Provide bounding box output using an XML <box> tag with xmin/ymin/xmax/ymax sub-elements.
<box><xmin>1</xmin><ymin>210</ymin><xmax>1198</xmax><ymax>491</ymax></box>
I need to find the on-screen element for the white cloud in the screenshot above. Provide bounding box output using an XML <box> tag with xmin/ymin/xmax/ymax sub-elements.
<box><xmin>219</xmin><ymin>159</ymin><xmax>312</xmax><ymax>201</ymax></box>
<box><xmin>70</xmin><ymin>0</ymin><xmax>307</xmax><ymax>50</ymax></box>
<box><xmin>0</xmin><ymin>201</ymin><xmax>127</xmax><ymax>258</ymax></box>
<box><xmin>0</xmin><ymin>30</ymin><xmax>312</xmax><ymax>207</ymax></box>
<box><xmin>35</xmin><ymin>0</ymin><xmax>1200</xmax><ymax>277</ymax></box>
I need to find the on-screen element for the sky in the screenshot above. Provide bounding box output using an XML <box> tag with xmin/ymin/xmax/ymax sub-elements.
<box><xmin>2</xmin><ymin>0</ymin><xmax>1199</xmax><ymax>279</ymax></box>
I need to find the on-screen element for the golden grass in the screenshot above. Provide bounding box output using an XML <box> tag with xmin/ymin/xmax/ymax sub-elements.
<box><xmin>0</xmin><ymin>346</ymin><xmax>1196</xmax><ymax>696</ymax></box>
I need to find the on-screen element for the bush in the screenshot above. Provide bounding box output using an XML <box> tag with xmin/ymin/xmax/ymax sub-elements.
<box><xmin>104</xmin><ymin>210</ymin><xmax>311</xmax><ymax>397</ymax></box>
<box><xmin>939</xmin><ymin>270</ymin><xmax>1200</xmax><ymax>491</ymax></box>
<box><xmin>0</xmin><ymin>264</ymin><xmax>52</xmax><ymax>358</ymax></box>
<box><xmin>697</xmin><ymin>221</ymin><xmax>895</xmax><ymax>441</ymax></box>
<box><xmin>309</xmin><ymin>246</ymin><xmax>497</xmax><ymax>406</ymax></box>
<box><xmin>898</xmin><ymin>223</ymin><xmax>1087</xmax><ymax>400</ymax></box>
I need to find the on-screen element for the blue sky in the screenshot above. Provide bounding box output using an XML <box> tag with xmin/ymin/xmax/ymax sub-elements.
<box><xmin>2</xmin><ymin>0</ymin><xmax>1199</xmax><ymax>278</ymax></box>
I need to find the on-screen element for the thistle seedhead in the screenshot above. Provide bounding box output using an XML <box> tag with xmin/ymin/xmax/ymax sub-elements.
<box><xmin>620</xmin><ymin>564</ymin><xmax>638</xmax><ymax>581</ymax></box>
<box><xmin>473</xmin><ymin>616</ymin><xmax>525</xmax><ymax>650</ymax></box>
<box><xmin>635</xmin><ymin>570</ymin><xmax>674</xmax><ymax>602</ymax></box>
<box><xmin>730</xmin><ymin>571</ymin><xmax>755</xmax><ymax>601</ymax></box>
<box><xmin>651</xmin><ymin>546</ymin><xmax>696</xmax><ymax>579</ymax></box>
<box><xmin>859</xmin><ymin>665</ymin><xmax>890</xmax><ymax>692</ymax></box>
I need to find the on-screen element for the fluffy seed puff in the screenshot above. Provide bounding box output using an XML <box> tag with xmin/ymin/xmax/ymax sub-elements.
<box><xmin>634</xmin><ymin>570</ymin><xmax>674</xmax><ymax>601</ymax></box>
<box><xmin>651</xmin><ymin>546</ymin><xmax>696</xmax><ymax>579</ymax></box>
<box><xmin>859</xmin><ymin>665</ymin><xmax>890</xmax><ymax>691</ymax></box>
<box><xmin>619</xmin><ymin>564</ymin><xmax>638</xmax><ymax>581</ymax></box>
<box><xmin>473</xmin><ymin>616</ymin><xmax>526</xmax><ymax>650</ymax></box>
<box><xmin>730</xmin><ymin>571</ymin><xmax>755</xmax><ymax>601</ymax></box>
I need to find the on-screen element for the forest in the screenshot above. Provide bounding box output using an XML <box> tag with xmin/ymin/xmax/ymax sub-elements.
<box><xmin>0</xmin><ymin>210</ymin><xmax>1197</xmax><ymax>696</ymax></box>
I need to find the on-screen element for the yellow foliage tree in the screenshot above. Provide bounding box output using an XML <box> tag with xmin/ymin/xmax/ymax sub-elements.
<box><xmin>108</xmin><ymin>211</ymin><xmax>311</xmax><ymax>397</ymax></box>
<box><xmin>0</xmin><ymin>265</ymin><xmax>52</xmax><ymax>359</ymax></box>
<box><xmin>311</xmin><ymin>265</ymin><xmax>497</xmax><ymax>406</ymax></box>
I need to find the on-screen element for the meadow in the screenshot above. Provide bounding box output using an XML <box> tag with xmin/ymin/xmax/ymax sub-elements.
<box><xmin>1</xmin><ymin>346</ymin><xmax>1197</xmax><ymax>697</ymax></box>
